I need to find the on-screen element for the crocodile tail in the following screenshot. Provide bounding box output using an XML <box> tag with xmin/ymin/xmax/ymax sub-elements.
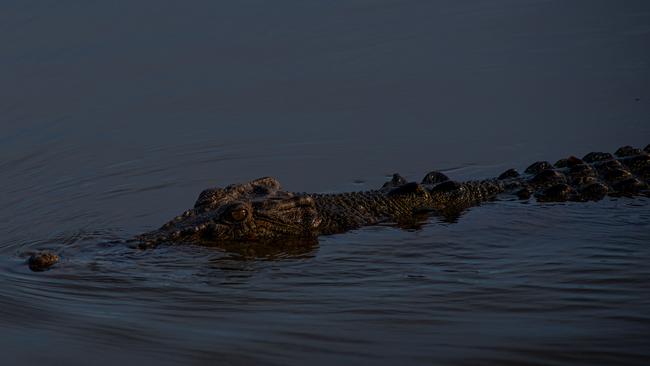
<box><xmin>495</xmin><ymin>145</ymin><xmax>650</xmax><ymax>202</ymax></box>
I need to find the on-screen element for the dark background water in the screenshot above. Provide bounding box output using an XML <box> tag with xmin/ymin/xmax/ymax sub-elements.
<box><xmin>2</xmin><ymin>1</ymin><xmax>650</xmax><ymax>365</ymax></box>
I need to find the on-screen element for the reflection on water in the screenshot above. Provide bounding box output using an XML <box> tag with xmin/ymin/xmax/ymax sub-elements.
<box><xmin>3</xmin><ymin>166</ymin><xmax>650</xmax><ymax>365</ymax></box>
<box><xmin>2</xmin><ymin>0</ymin><xmax>650</xmax><ymax>365</ymax></box>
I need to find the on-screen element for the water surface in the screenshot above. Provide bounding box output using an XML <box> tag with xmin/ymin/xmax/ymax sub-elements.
<box><xmin>1</xmin><ymin>1</ymin><xmax>650</xmax><ymax>365</ymax></box>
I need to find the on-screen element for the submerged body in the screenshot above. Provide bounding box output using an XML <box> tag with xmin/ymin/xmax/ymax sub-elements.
<box><xmin>29</xmin><ymin>145</ymin><xmax>650</xmax><ymax>270</ymax></box>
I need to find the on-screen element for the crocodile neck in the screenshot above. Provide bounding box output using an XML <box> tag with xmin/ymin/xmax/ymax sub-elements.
<box><xmin>309</xmin><ymin>178</ymin><xmax>508</xmax><ymax>235</ymax></box>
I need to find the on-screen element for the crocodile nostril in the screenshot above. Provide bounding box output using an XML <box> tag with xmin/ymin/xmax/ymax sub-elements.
<box><xmin>28</xmin><ymin>251</ymin><xmax>60</xmax><ymax>271</ymax></box>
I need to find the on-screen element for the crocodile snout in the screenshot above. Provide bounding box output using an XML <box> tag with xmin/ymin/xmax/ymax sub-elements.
<box><xmin>27</xmin><ymin>251</ymin><xmax>60</xmax><ymax>271</ymax></box>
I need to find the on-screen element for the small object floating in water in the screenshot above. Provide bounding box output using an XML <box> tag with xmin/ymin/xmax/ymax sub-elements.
<box><xmin>28</xmin><ymin>251</ymin><xmax>59</xmax><ymax>271</ymax></box>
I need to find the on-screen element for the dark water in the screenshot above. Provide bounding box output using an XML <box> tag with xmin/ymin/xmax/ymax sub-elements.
<box><xmin>2</xmin><ymin>1</ymin><xmax>650</xmax><ymax>365</ymax></box>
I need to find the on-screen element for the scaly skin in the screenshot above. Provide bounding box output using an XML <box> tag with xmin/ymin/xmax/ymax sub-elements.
<box><xmin>135</xmin><ymin>144</ymin><xmax>650</xmax><ymax>245</ymax></box>
<box><xmin>28</xmin><ymin>145</ymin><xmax>650</xmax><ymax>270</ymax></box>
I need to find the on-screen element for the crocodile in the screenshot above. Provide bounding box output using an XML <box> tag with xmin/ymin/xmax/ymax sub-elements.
<box><xmin>28</xmin><ymin>145</ymin><xmax>650</xmax><ymax>271</ymax></box>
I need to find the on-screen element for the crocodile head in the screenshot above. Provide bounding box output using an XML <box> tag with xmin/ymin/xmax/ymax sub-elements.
<box><xmin>138</xmin><ymin>177</ymin><xmax>321</xmax><ymax>245</ymax></box>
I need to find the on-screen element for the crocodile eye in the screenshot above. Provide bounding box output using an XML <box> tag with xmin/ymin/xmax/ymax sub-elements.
<box><xmin>230</xmin><ymin>208</ymin><xmax>248</xmax><ymax>221</ymax></box>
